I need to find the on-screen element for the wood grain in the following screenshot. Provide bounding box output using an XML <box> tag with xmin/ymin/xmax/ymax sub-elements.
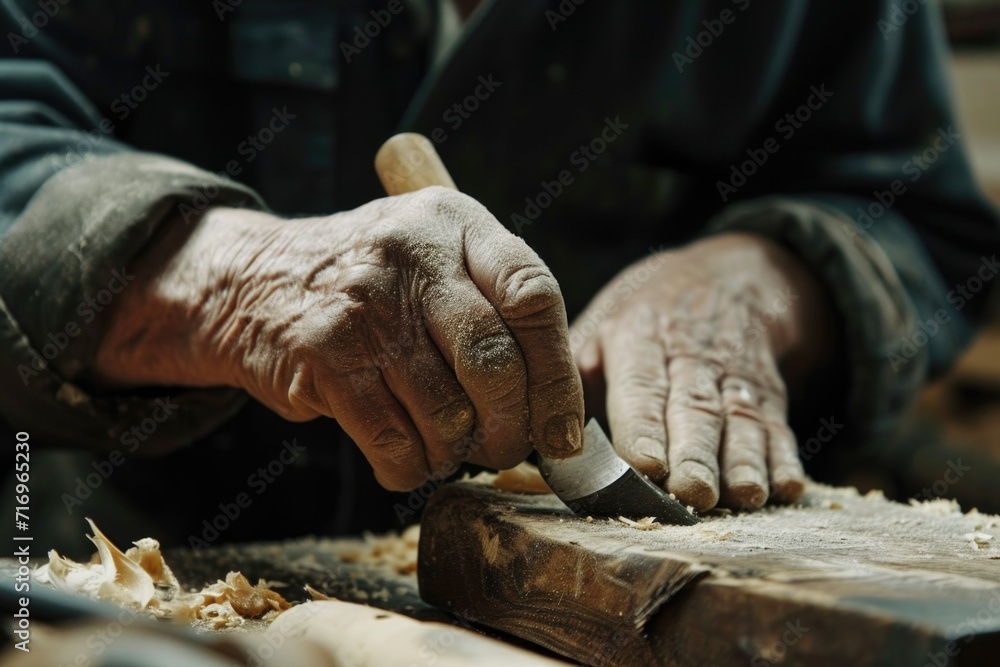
<box><xmin>418</xmin><ymin>480</ymin><xmax>1000</xmax><ymax>666</ymax></box>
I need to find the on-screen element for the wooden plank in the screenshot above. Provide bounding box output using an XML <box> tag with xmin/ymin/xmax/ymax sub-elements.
<box><xmin>418</xmin><ymin>480</ymin><xmax>1000</xmax><ymax>666</ymax></box>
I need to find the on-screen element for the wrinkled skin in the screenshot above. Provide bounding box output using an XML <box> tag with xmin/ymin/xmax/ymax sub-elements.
<box><xmin>571</xmin><ymin>233</ymin><xmax>832</xmax><ymax>511</ymax></box>
<box><xmin>95</xmin><ymin>188</ymin><xmax>584</xmax><ymax>490</ymax></box>
<box><xmin>96</xmin><ymin>191</ymin><xmax>830</xmax><ymax>511</ymax></box>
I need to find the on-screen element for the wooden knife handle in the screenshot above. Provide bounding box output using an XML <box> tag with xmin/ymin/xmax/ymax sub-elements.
<box><xmin>374</xmin><ymin>133</ymin><xmax>458</xmax><ymax>195</ymax></box>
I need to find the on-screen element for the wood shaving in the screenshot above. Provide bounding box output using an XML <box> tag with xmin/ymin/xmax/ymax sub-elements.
<box><xmin>617</xmin><ymin>516</ymin><xmax>661</xmax><ymax>530</ymax></box>
<box><xmin>304</xmin><ymin>584</ymin><xmax>334</xmax><ymax>601</ymax></box>
<box><xmin>908</xmin><ymin>497</ymin><xmax>963</xmax><ymax>516</ymax></box>
<box><xmin>965</xmin><ymin>508</ymin><xmax>1000</xmax><ymax>531</ymax></box>
<box><xmin>335</xmin><ymin>524</ymin><xmax>420</xmax><ymax>575</ymax></box>
<box><xmin>33</xmin><ymin>519</ymin><xmax>291</xmax><ymax>629</ymax></box>
<box><xmin>963</xmin><ymin>532</ymin><xmax>993</xmax><ymax>549</ymax></box>
<box><xmin>491</xmin><ymin>462</ymin><xmax>552</xmax><ymax>495</ymax></box>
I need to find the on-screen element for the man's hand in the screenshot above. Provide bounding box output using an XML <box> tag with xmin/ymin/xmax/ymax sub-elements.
<box><xmin>571</xmin><ymin>232</ymin><xmax>833</xmax><ymax>511</ymax></box>
<box><xmin>93</xmin><ymin>188</ymin><xmax>584</xmax><ymax>490</ymax></box>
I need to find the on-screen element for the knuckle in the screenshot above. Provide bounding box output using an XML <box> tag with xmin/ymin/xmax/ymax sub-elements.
<box><xmin>615</xmin><ymin>368</ymin><xmax>667</xmax><ymax>399</ymax></box>
<box><xmin>724</xmin><ymin>400</ymin><xmax>765</xmax><ymax>423</ymax></box>
<box><xmin>429</xmin><ymin>396</ymin><xmax>476</xmax><ymax>442</ymax></box>
<box><xmin>411</xmin><ymin>186</ymin><xmax>490</xmax><ymax>224</ymax></box>
<box><xmin>371</xmin><ymin>426</ymin><xmax>421</xmax><ymax>468</ymax></box>
<box><xmin>500</xmin><ymin>265</ymin><xmax>562</xmax><ymax>320</ymax></box>
<box><xmin>672</xmin><ymin>385</ymin><xmax>722</xmax><ymax>415</ymax></box>
<box><xmin>463</xmin><ymin>332</ymin><xmax>523</xmax><ymax>376</ymax></box>
<box><xmin>767</xmin><ymin>420</ymin><xmax>797</xmax><ymax>447</ymax></box>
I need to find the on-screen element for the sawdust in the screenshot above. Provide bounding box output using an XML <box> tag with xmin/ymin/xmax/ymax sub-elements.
<box><xmin>33</xmin><ymin>519</ymin><xmax>291</xmax><ymax>629</ymax></box>
<box><xmin>465</xmin><ymin>481</ymin><xmax>1000</xmax><ymax>579</ymax></box>
<box><xmin>908</xmin><ymin>497</ymin><xmax>963</xmax><ymax>515</ymax></box>
<box><xmin>617</xmin><ymin>516</ymin><xmax>661</xmax><ymax>530</ymax></box>
<box><xmin>325</xmin><ymin>524</ymin><xmax>420</xmax><ymax>575</ymax></box>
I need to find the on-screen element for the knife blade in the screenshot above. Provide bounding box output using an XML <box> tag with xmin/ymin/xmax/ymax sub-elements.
<box><xmin>374</xmin><ymin>133</ymin><xmax>699</xmax><ymax>526</ymax></box>
<box><xmin>538</xmin><ymin>418</ymin><xmax>699</xmax><ymax>525</ymax></box>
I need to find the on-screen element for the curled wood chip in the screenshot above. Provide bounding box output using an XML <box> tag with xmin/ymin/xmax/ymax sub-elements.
<box><xmin>221</xmin><ymin>572</ymin><xmax>291</xmax><ymax>618</ymax></box>
<box><xmin>33</xmin><ymin>519</ymin><xmax>291</xmax><ymax>629</ymax></box>
<box><xmin>963</xmin><ymin>532</ymin><xmax>994</xmax><ymax>549</ymax></box>
<box><xmin>617</xmin><ymin>516</ymin><xmax>661</xmax><ymax>530</ymax></box>
<box><xmin>304</xmin><ymin>584</ymin><xmax>334</xmax><ymax>601</ymax></box>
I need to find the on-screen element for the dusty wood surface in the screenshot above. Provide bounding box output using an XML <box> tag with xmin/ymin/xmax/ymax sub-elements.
<box><xmin>418</xmin><ymin>481</ymin><xmax>1000</xmax><ymax>666</ymax></box>
<box><xmin>163</xmin><ymin>535</ymin><xmax>445</xmax><ymax>624</ymax></box>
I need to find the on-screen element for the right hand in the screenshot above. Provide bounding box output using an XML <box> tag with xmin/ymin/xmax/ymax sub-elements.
<box><xmin>94</xmin><ymin>187</ymin><xmax>584</xmax><ymax>490</ymax></box>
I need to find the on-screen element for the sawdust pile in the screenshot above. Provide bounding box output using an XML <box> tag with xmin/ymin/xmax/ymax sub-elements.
<box><xmin>33</xmin><ymin>519</ymin><xmax>290</xmax><ymax>629</ymax></box>
<box><xmin>334</xmin><ymin>524</ymin><xmax>421</xmax><ymax>575</ymax></box>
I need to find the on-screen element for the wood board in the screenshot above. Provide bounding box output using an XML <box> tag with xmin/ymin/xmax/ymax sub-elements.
<box><xmin>418</xmin><ymin>480</ymin><xmax>1000</xmax><ymax>666</ymax></box>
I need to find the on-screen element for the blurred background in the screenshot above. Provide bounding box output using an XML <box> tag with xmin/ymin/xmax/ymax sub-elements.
<box><xmin>862</xmin><ymin>0</ymin><xmax>1000</xmax><ymax>512</ymax></box>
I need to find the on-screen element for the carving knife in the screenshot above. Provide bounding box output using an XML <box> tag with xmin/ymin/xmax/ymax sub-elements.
<box><xmin>374</xmin><ymin>133</ymin><xmax>699</xmax><ymax>526</ymax></box>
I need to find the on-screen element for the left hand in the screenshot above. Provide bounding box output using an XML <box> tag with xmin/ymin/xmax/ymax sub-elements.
<box><xmin>570</xmin><ymin>232</ymin><xmax>833</xmax><ymax>511</ymax></box>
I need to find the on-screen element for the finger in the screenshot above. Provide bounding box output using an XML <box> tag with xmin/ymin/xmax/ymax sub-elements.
<box><xmin>601</xmin><ymin>306</ymin><xmax>669</xmax><ymax>484</ymax></box>
<box><xmin>665</xmin><ymin>356</ymin><xmax>723</xmax><ymax>511</ymax></box>
<box><xmin>377</xmin><ymin>319</ymin><xmax>476</xmax><ymax>478</ymax></box>
<box><xmin>463</xmin><ymin>218</ymin><xmax>584</xmax><ymax>459</ymax></box>
<box><xmin>422</xmin><ymin>275</ymin><xmax>532</xmax><ymax>469</ymax></box>
<box><xmin>570</xmin><ymin>298</ymin><xmax>609</xmax><ymax>423</ymax></box>
<box><xmin>758</xmin><ymin>370</ymin><xmax>805</xmax><ymax>502</ymax></box>
<box><xmin>291</xmin><ymin>361</ymin><xmax>430</xmax><ymax>491</ymax></box>
<box><xmin>718</xmin><ymin>377</ymin><xmax>769</xmax><ymax>510</ymax></box>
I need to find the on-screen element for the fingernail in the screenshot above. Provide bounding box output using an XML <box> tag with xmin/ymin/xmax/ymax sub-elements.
<box><xmin>631</xmin><ymin>437</ymin><xmax>669</xmax><ymax>483</ymax></box>
<box><xmin>724</xmin><ymin>466</ymin><xmax>768</xmax><ymax>509</ymax></box>
<box><xmin>544</xmin><ymin>414</ymin><xmax>582</xmax><ymax>454</ymax></box>
<box><xmin>668</xmin><ymin>461</ymin><xmax>719</xmax><ymax>512</ymax></box>
<box><xmin>770</xmin><ymin>468</ymin><xmax>805</xmax><ymax>503</ymax></box>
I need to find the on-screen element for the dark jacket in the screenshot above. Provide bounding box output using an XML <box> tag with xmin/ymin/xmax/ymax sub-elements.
<box><xmin>0</xmin><ymin>0</ymin><xmax>996</xmax><ymax>497</ymax></box>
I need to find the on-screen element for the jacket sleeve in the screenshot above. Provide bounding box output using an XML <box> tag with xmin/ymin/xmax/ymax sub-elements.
<box><xmin>0</xmin><ymin>59</ymin><xmax>265</xmax><ymax>454</ymax></box>
<box><xmin>705</xmin><ymin>0</ymin><xmax>999</xmax><ymax>444</ymax></box>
